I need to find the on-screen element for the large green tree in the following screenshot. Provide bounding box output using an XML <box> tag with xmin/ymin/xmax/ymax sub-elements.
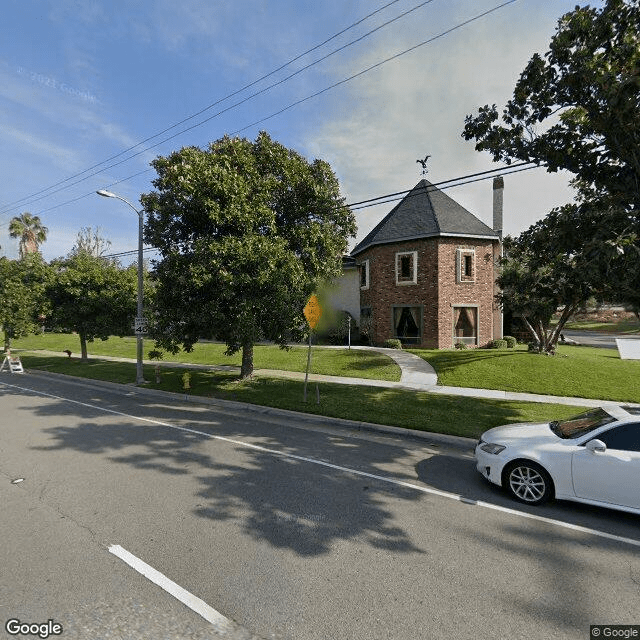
<box><xmin>464</xmin><ymin>0</ymin><xmax>640</xmax><ymax>338</ymax></box>
<box><xmin>463</xmin><ymin>0</ymin><xmax>640</xmax><ymax>210</ymax></box>
<box><xmin>46</xmin><ymin>253</ymin><xmax>138</xmax><ymax>361</ymax></box>
<box><xmin>499</xmin><ymin>204</ymin><xmax>633</xmax><ymax>352</ymax></box>
<box><xmin>9</xmin><ymin>212</ymin><xmax>48</xmax><ymax>258</ymax></box>
<box><xmin>70</xmin><ymin>226</ymin><xmax>113</xmax><ymax>258</ymax></box>
<box><xmin>0</xmin><ymin>254</ymin><xmax>51</xmax><ymax>351</ymax></box>
<box><xmin>142</xmin><ymin>132</ymin><xmax>356</xmax><ymax>378</ymax></box>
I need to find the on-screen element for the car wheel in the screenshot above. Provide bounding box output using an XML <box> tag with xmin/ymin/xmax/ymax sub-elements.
<box><xmin>503</xmin><ymin>461</ymin><xmax>553</xmax><ymax>505</ymax></box>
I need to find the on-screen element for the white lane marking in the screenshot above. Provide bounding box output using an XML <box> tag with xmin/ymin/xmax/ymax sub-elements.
<box><xmin>3</xmin><ymin>379</ymin><xmax>640</xmax><ymax>549</ymax></box>
<box><xmin>108</xmin><ymin>544</ymin><xmax>233</xmax><ymax>632</ymax></box>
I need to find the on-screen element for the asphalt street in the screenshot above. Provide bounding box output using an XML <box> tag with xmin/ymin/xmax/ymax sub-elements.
<box><xmin>562</xmin><ymin>330</ymin><xmax>640</xmax><ymax>349</ymax></box>
<box><xmin>1</xmin><ymin>373</ymin><xmax>639</xmax><ymax>640</ymax></box>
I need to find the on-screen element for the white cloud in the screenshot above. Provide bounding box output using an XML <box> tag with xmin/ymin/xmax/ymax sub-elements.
<box><xmin>304</xmin><ymin>0</ymin><xmax>580</xmax><ymax>246</ymax></box>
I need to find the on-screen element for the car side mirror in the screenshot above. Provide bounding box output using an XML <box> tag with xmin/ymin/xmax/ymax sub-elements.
<box><xmin>586</xmin><ymin>439</ymin><xmax>606</xmax><ymax>454</ymax></box>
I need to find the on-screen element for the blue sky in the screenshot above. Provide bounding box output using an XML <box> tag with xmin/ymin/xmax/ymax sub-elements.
<box><xmin>0</xmin><ymin>0</ymin><xmax>588</xmax><ymax>262</ymax></box>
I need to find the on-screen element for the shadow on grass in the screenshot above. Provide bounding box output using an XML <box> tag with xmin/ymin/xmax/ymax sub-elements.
<box><xmin>409</xmin><ymin>348</ymin><xmax>522</xmax><ymax>374</ymax></box>
<box><xmin>17</xmin><ymin>354</ymin><xmax>581</xmax><ymax>438</ymax></box>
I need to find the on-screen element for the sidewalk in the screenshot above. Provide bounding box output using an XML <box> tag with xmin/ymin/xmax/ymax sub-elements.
<box><xmin>22</xmin><ymin>347</ymin><xmax>639</xmax><ymax>410</ymax></box>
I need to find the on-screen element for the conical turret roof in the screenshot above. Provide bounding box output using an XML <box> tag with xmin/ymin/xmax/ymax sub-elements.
<box><xmin>352</xmin><ymin>179</ymin><xmax>498</xmax><ymax>255</ymax></box>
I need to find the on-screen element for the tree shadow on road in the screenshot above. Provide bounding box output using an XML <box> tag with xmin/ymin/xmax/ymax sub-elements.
<box><xmin>7</xmin><ymin>381</ymin><xmax>429</xmax><ymax>558</ymax></box>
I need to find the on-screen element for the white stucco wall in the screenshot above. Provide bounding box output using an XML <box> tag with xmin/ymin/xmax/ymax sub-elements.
<box><xmin>325</xmin><ymin>266</ymin><xmax>360</xmax><ymax>324</ymax></box>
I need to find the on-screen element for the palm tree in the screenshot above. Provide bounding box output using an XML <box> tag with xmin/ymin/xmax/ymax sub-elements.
<box><xmin>9</xmin><ymin>213</ymin><xmax>48</xmax><ymax>258</ymax></box>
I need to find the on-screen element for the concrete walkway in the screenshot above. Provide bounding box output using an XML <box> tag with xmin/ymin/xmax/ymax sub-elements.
<box><xmin>20</xmin><ymin>347</ymin><xmax>639</xmax><ymax>410</ymax></box>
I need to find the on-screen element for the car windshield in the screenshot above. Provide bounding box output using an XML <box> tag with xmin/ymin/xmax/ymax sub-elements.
<box><xmin>549</xmin><ymin>408</ymin><xmax>616</xmax><ymax>439</ymax></box>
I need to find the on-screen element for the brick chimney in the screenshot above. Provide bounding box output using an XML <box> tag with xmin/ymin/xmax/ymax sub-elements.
<box><xmin>492</xmin><ymin>176</ymin><xmax>504</xmax><ymax>240</ymax></box>
<box><xmin>492</xmin><ymin>176</ymin><xmax>504</xmax><ymax>341</ymax></box>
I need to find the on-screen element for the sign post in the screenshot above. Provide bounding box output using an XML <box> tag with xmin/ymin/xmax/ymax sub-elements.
<box><xmin>303</xmin><ymin>295</ymin><xmax>322</xmax><ymax>403</ymax></box>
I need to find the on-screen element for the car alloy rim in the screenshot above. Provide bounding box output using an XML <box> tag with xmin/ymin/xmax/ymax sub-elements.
<box><xmin>509</xmin><ymin>466</ymin><xmax>546</xmax><ymax>502</ymax></box>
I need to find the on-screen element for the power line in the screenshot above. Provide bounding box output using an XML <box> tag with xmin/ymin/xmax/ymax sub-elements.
<box><xmin>0</xmin><ymin>0</ymin><xmax>408</xmax><ymax>216</ymax></box>
<box><xmin>348</xmin><ymin>161</ymin><xmax>538</xmax><ymax>211</ymax></box>
<box><xmin>99</xmin><ymin>161</ymin><xmax>541</xmax><ymax>260</ymax></box>
<box><xmin>0</xmin><ymin>0</ymin><xmax>517</xmax><ymax>220</ymax></box>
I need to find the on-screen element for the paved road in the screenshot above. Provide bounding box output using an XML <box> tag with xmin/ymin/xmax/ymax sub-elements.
<box><xmin>562</xmin><ymin>329</ymin><xmax>640</xmax><ymax>349</ymax></box>
<box><xmin>1</xmin><ymin>374</ymin><xmax>639</xmax><ymax>639</ymax></box>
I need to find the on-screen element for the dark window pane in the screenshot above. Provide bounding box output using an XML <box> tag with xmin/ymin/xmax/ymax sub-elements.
<box><xmin>400</xmin><ymin>255</ymin><xmax>412</xmax><ymax>279</ymax></box>
<box><xmin>360</xmin><ymin>264</ymin><xmax>367</xmax><ymax>287</ymax></box>
<box><xmin>597</xmin><ymin>424</ymin><xmax>640</xmax><ymax>452</ymax></box>
<box><xmin>464</xmin><ymin>254</ymin><xmax>473</xmax><ymax>277</ymax></box>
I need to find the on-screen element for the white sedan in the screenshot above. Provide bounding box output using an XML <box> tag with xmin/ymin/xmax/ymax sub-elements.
<box><xmin>475</xmin><ymin>405</ymin><xmax>640</xmax><ymax>515</ymax></box>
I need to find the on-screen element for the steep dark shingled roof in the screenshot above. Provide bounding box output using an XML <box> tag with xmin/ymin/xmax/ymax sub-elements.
<box><xmin>351</xmin><ymin>179</ymin><xmax>498</xmax><ymax>256</ymax></box>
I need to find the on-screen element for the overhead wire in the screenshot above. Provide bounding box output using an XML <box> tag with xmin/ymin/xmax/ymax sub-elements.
<box><xmin>99</xmin><ymin>161</ymin><xmax>542</xmax><ymax>260</ymax></box>
<box><xmin>0</xmin><ymin>0</ymin><xmax>518</xmax><ymax>222</ymax></box>
<box><xmin>0</xmin><ymin>0</ymin><xmax>412</xmax><ymax>216</ymax></box>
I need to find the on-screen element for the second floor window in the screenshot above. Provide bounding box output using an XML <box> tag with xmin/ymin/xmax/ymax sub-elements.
<box><xmin>456</xmin><ymin>249</ymin><xmax>475</xmax><ymax>283</ymax></box>
<box><xmin>359</xmin><ymin>260</ymin><xmax>370</xmax><ymax>290</ymax></box>
<box><xmin>395</xmin><ymin>251</ymin><xmax>417</xmax><ymax>285</ymax></box>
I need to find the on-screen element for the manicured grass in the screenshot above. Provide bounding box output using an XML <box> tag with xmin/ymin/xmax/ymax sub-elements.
<box><xmin>14</xmin><ymin>354</ymin><xmax>582</xmax><ymax>439</ymax></box>
<box><xmin>11</xmin><ymin>333</ymin><xmax>401</xmax><ymax>381</ymax></box>
<box><xmin>562</xmin><ymin>319</ymin><xmax>640</xmax><ymax>333</ymax></box>
<box><xmin>409</xmin><ymin>344</ymin><xmax>640</xmax><ymax>403</ymax></box>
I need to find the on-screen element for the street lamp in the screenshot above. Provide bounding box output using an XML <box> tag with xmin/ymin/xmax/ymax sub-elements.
<box><xmin>96</xmin><ymin>189</ymin><xmax>146</xmax><ymax>384</ymax></box>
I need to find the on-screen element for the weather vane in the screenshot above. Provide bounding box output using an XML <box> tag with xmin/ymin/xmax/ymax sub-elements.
<box><xmin>416</xmin><ymin>154</ymin><xmax>431</xmax><ymax>176</ymax></box>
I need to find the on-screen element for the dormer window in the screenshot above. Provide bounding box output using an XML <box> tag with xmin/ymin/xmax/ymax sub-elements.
<box><xmin>395</xmin><ymin>251</ymin><xmax>417</xmax><ymax>285</ymax></box>
<box><xmin>456</xmin><ymin>249</ymin><xmax>475</xmax><ymax>283</ymax></box>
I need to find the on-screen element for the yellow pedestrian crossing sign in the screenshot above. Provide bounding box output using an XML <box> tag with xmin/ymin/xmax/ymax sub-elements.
<box><xmin>303</xmin><ymin>294</ymin><xmax>322</xmax><ymax>329</ymax></box>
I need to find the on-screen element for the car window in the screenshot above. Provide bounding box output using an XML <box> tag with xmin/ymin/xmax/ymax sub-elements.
<box><xmin>596</xmin><ymin>423</ymin><xmax>640</xmax><ymax>452</ymax></box>
<box><xmin>551</xmin><ymin>408</ymin><xmax>616</xmax><ymax>439</ymax></box>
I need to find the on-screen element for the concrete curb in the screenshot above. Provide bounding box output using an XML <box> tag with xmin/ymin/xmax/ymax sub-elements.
<box><xmin>22</xmin><ymin>369</ymin><xmax>477</xmax><ymax>452</ymax></box>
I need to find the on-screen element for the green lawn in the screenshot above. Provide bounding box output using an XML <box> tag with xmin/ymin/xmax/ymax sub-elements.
<box><xmin>13</xmin><ymin>354</ymin><xmax>582</xmax><ymax>439</ymax></box>
<box><xmin>562</xmin><ymin>319</ymin><xmax>640</xmax><ymax>333</ymax></box>
<box><xmin>11</xmin><ymin>333</ymin><xmax>401</xmax><ymax>381</ymax></box>
<box><xmin>409</xmin><ymin>344</ymin><xmax>640</xmax><ymax>403</ymax></box>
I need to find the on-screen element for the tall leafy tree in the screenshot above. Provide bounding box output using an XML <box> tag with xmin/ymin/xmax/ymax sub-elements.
<box><xmin>142</xmin><ymin>131</ymin><xmax>356</xmax><ymax>378</ymax></box>
<box><xmin>463</xmin><ymin>0</ymin><xmax>640</xmax><ymax>210</ymax></box>
<box><xmin>9</xmin><ymin>212</ymin><xmax>48</xmax><ymax>258</ymax></box>
<box><xmin>46</xmin><ymin>253</ymin><xmax>138</xmax><ymax>361</ymax></box>
<box><xmin>70</xmin><ymin>226</ymin><xmax>113</xmax><ymax>258</ymax></box>
<box><xmin>464</xmin><ymin>0</ymin><xmax>640</xmax><ymax>335</ymax></box>
<box><xmin>0</xmin><ymin>254</ymin><xmax>52</xmax><ymax>351</ymax></box>
<box><xmin>499</xmin><ymin>203</ymin><xmax>636</xmax><ymax>352</ymax></box>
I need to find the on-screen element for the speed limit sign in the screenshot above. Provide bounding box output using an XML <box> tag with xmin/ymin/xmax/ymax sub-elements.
<box><xmin>134</xmin><ymin>317</ymin><xmax>148</xmax><ymax>335</ymax></box>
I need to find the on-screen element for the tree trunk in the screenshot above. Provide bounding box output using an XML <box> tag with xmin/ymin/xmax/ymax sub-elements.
<box><xmin>523</xmin><ymin>305</ymin><xmax>576</xmax><ymax>354</ymax></box>
<box><xmin>3</xmin><ymin>330</ymin><xmax>10</xmax><ymax>353</ymax></box>
<box><xmin>79</xmin><ymin>332</ymin><xmax>88</xmax><ymax>362</ymax></box>
<box><xmin>522</xmin><ymin>317</ymin><xmax>542</xmax><ymax>351</ymax></box>
<box><xmin>240</xmin><ymin>341</ymin><xmax>254</xmax><ymax>379</ymax></box>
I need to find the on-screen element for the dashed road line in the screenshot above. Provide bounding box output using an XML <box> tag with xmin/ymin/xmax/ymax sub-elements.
<box><xmin>108</xmin><ymin>544</ymin><xmax>234</xmax><ymax>633</ymax></box>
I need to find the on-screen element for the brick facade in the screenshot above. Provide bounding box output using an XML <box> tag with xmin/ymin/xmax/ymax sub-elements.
<box><xmin>358</xmin><ymin>237</ymin><xmax>499</xmax><ymax>348</ymax></box>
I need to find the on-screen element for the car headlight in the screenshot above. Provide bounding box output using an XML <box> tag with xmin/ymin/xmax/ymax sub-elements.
<box><xmin>479</xmin><ymin>442</ymin><xmax>506</xmax><ymax>455</ymax></box>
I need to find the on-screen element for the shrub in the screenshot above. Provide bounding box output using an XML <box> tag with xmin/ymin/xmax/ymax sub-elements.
<box><xmin>503</xmin><ymin>335</ymin><xmax>517</xmax><ymax>348</ymax></box>
<box><xmin>454</xmin><ymin>341</ymin><xmax>468</xmax><ymax>350</ymax></box>
<box><xmin>489</xmin><ymin>339</ymin><xmax>508</xmax><ymax>349</ymax></box>
<box><xmin>381</xmin><ymin>338</ymin><xmax>403</xmax><ymax>349</ymax></box>
<box><xmin>327</xmin><ymin>311</ymin><xmax>356</xmax><ymax>345</ymax></box>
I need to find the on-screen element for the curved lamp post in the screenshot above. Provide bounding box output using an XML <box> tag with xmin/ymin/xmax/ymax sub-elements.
<box><xmin>96</xmin><ymin>189</ymin><xmax>146</xmax><ymax>384</ymax></box>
